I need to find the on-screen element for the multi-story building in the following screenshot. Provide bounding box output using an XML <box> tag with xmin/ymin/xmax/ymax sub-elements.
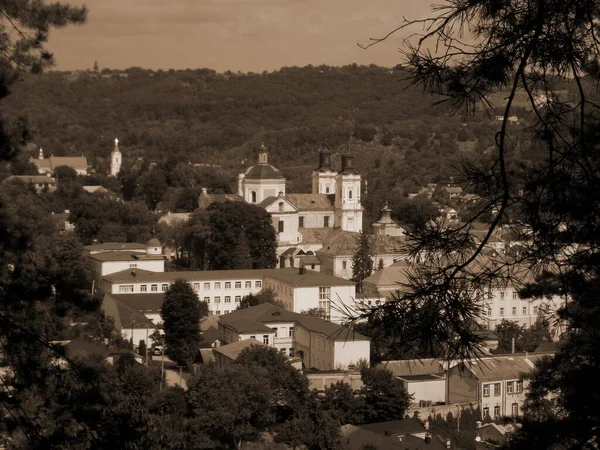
<box><xmin>446</xmin><ymin>354</ymin><xmax>548</xmax><ymax>419</ymax></box>
<box><xmin>100</xmin><ymin>267</ymin><xmax>357</xmax><ymax>323</ymax></box>
<box><xmin>218</xmin><ymin>303</ymin><xmax>370</xmax><ymax>370</ymax></box>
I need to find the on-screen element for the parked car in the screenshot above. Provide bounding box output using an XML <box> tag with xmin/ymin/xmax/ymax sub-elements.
<box><xmin>152</xmin><ymin>346</ymin><xmax>163</xmax><ymax>356</ymax></box>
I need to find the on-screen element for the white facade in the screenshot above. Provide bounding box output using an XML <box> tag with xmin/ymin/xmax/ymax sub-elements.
<box><xmin>110</xmin><ymin>138</ymin><xmax>122</xmax><ymax>177</ymax></box>
<box><xmin>397</xmin><ymin>376</ymin><xmax>446</xmax><ymax>405</ymax></box>
<box><xmin>333</xmin><ymin>340</ymin><xmax>371</xmax><ymax>370</ymax></box>
<box><xmin>266</xmin><ymin>196</ymin><xmax>303</xmax><ymax>246</ymax></box>
<box><xmin>238</xmin><ymin>150</ymin><xmax>286</xmax><ymax>204</ymax></box>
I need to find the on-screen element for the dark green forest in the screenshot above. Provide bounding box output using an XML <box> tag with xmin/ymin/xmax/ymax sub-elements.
<box><xmin>0</xmin><ymin>65</ymin><xmax>578</xmax><ymax>224</ymax></box>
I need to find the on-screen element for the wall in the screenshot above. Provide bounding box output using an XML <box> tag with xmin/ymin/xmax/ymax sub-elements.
<box><xmin>306</xmin><ymin>372</ymin><xmax>363</xmax><ymax>391</ymax></box>
<box><xmin>293</xmin><ymin>284</ymin><xmax>356</xmax><ymax>324</ymax></box>
<box><xmin>243</xmin><ymin>179</ymin><xmax>286</xmax><ymax>204</ymax></box>
<box><xmin>267</xmin><ymin>200</ymin><xmax>302</xmax><ymax>245</ymax></box>
<box><xmin>268</xmin><ymin>321</ymin><xmax>296</xmax><ymax>355</ymax></box>
<box><xmin>102</xmin><ymin>259</ymin><xmax>165</xmax><ymax>276</ymax></box>
<box><xmin>294</xmin><ymin>326</ymin><xmax>335</xmax><ymax>371</ymax></box>
<box><xmin>447</xmin><ymin>365</ymin><xmax>478</xmax><ymax>405</ymax></box>
<box><xmin>333</xmin><ymin>340</ymin><xmax>370</xmax><ymax>370</ymax></box>
<box><xmin>402</xmin><ymin>378</ymin><xmax>446</xmax><ymax>404</ymax></box>
<box><xmin>408</xmin><ymin>403</ymin><xmax>478</xmax><ymax>420</ymax></box>
<box><xmin>299</xmin><ymin>211</ymin><xmax>334</xmax><ymax>229</ymax></box>
<box><xmin>121</xmin><ymin>327</ymin><xmax>153</xmax><ymax>347</ymax></box>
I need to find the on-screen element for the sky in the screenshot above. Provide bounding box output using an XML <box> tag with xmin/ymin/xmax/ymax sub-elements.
<box><xmin>49</xmin><ymin>0</ymin><xmax>434</xmax><ymax>72</ymax></box>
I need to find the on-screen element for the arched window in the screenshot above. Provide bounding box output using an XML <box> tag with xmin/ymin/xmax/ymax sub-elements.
<box><xmin>251</xmin><ymin>191</ymin><xmax>257</xmax><ymax>203</ymax></box>
<box><xmin>279</xmin><ymin>202</ymin><xmax>284</xmax><ymax>212</ymax></box>
<box><xmin>325</xmin><ymin>186</ymin><xmax>330</xmax><ymax>194</ymax></box>
<box><xmin>349</xmin><ymin>190</ymin><xmax>353</xmax><ymax>199</ymax></box>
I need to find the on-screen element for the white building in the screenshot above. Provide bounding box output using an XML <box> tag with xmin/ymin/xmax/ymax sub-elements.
<box><xmin>218</xmin><ymin>303</ymin><xmax>370</xmax><ymax>370</ymax></box>
<box><xmin>110</xmin><ymin>138</ymin><xmax>122</xmax><ymax>177</ymax></box>
<box><xmin>86</xmin><ymin>239</ymin><xmax>166</xmax><ymax>288</ymax></box>
<box><xmin>100</xmin><ymin>267</ymin><xmax>358</xmax><ymax>324</ymax></box>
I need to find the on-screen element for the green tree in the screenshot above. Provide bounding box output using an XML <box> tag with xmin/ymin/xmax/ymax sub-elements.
<box><xmin>207</xmin><ymin>201</ymin><xmax>276</xmax><ymax>270</ymax></box>
<box><xmin>494</xmin><ymin>319</ymin><xmax>523</xmax><ymax>354</ymax></box>
<box><xmin>136</xmin><ymin>168</ymin><xmax>168</xmax><ymax>210</ymax></box>
<box><xmin>186</xmin><ymin>363</ymin><xmax>276</xmax><ymax>449</ymax></box>
<box><xmin>322</xmin><ymin>381</ymin><xmax>361</xmax><ymax>425</ymax></box>
<box><xmin>238</xmin><ymin>288</ymin><xmax>283</xmax><ymax>309</ymax></box>
<box><xmin>161</xmin><ymin>280</ymin><xmax>202</xmax><ymax>369</ymax></box>
<box><xmin>352</xmin><ymin>231</ymin><xmax>374</xmax><ymax>293</ymax></box>
<box><xmin>357</xmin><ymin>367</ymin><xmax>411</xmax><ymax>424</ymax></box>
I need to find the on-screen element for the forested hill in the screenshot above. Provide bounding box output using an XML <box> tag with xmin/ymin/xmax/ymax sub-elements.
<box><xmin>0</xmin><ymin>64</ymin><xmax>558</xmax><ymax>218</ymax></box>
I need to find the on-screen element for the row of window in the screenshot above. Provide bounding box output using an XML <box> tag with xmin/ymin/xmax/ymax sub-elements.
<box><xmin>498</xmin><ymin>291</ymin><xmax>520</xmax><ymax>300</ymax></box>
<box><xmin>483</xmin><ymin>381</ymin><xmax>524</xmax><ymax>397</ymax></box>
<box><xmin>203</xmin><ymin>296</ymin><xmax>242</xmax><ymax>304</ymax></box>
<box><xmin>278</xmin><ymin>216</ymin><xmax>331</xmax><ymax>233</ymax></box>
<box><xmin>486</xmin><ymin>306</ymin><xmax>539</xmax><ymax>316</ymax></box>
<box><xmin>248</xmin><ymin>335</ymin><xmax>271</xmax><ymax>345</ymax></box>
<box><xmin>271</xmin><ymin>327</ymin><xmax>294</xmax><ymax>338</ymax></box>
<box><xmin>118</xmin><ymin>280</ymin><xmax>262</xmax><ymax>293</ymax></box>
<box><xmin>483</xmin><ymin>403</ymin><xmax>519</xmax><ymax>419</ymax></box>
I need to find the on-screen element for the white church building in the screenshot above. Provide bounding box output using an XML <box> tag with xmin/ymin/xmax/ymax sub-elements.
<box><xmin>236</xmin><ymin>146</ymin><xmax>363</xmax><ymax>255</ymax></box>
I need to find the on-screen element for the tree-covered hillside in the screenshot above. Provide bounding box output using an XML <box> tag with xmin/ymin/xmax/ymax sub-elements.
<box><xmin>0</xmin><ymin>64</ymin><xmax>574</xmax><ymax>224</ymax></box>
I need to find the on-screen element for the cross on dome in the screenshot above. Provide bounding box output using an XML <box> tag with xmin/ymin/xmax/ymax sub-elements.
<box><xmin>114</xmin><ymin>137</ymin><xmax>119</xmax><ymax>146</ymax></box>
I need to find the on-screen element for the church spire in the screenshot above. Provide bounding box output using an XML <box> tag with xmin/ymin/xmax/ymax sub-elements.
<box><xmin>38</xmin><ymin>147</ymin><xmax>44</xmax><ymax>160</ymax></box>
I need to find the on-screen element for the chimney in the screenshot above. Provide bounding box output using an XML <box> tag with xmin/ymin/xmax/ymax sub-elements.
<box><xmin>511</xmin><ymin>337</ymin><xmax>515</xmax><ymax>354</ymax></box>
<box><xmin>425</xmin><ymin>433</ymin><xmax>432</xmax><ymax>444</ymax></box>
<box><xmin>384</xmin><ymin>431</ymin><xmax>390</xmax><ymax>437</ymax></box>
<box><xmin>446</xmin><ymin>439</ymin><xmax>452</xmax><ymax>449</ymax></box>
<box><xmin>341</xmin><ymin>155</ymin><xmax>354</xmax><ymax>173</ymax></box>
<box><xmin>424</xmin><ymin>420</ymin><xmax>430</xmax><ymax>431</ymax></box>
<box><xmin>131</xmin><ymin>270</ymin><xmax>137</xmax><ymax>277</ymax></box>
<box><xmin>299</xmin><ymin>267</ymin><xmax>306</xmax><ymax>275</ymax></box>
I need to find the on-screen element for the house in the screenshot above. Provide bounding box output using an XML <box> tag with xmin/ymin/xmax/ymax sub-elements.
<box><xmin>213</xmin><ymin>338</ymin><xmax>265</xmax><ymax>368</ymax></box>
<box><xmin>359</xmin><ymin>417</ymin><xmax>429</xmax><ymax>441</ymax></box>
<box><xmin>378</xmin><ymin>359</ymin><xmax>448</xmax><ymax>406</ymax></box>
<box><xmin>31</xmin><ymin>148</ymin><xmax>88</xmax><ymax>175</ymax></box>
<box><xmin>82</xmin><ymin>185</ymin><xmax>118</xmax><ymax>199</ymax></box>
<box><xmin>372</xmin><ymin>202</ymin><xmax>407</xmax><ymax>237</ymax></box>
<box><xmin>101</xmin><ymin>266</ymin><xmax>358</xmax><ymax>324</ymax></box>
<box><xmin>104</xmin><ymin>293</ymin><xmax>165</xmax><ymax>325</ymax></box>
<box><xmin>2</xmin><ymin>175</ymin><xmax>57</xmax><ymax>193</ymax></box>
<box><xmin>475</xmin><ymin>422</ymin><xmax>517</xmax><ymax>449</ymax></box>
<box><xmin>316</xmin><ymin>230</ymin><xmax>406</xmax><ymax>280</ymax></box>
<box><xmin>101</xmin><ymin>293</ymin><xmax>156</xmax><ymax>347</ymax></box>
<box><xmin>218</xmin><ymin>303</ymin><xmax>370</xmax><ymax>370</ymax></box>
<box><xmin>440</xmin><ymin>186</ymin><xmax>463</xmax><ymax>203</ymax></box>
<box><xmin>86</xmin><ymin>239</ymin><xmax>166</xmax><ymax>288</ymax></box>
<box><xmin>342</xmin><ymin>425</ymin><xmax>450</xmax><ymax>450</ymax></box>
<box><xmin>446</xmin><ymin>354</ymin><xmax>548</xmax><ymax>419</ymax></box>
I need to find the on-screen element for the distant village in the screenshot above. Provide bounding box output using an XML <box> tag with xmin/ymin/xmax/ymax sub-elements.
<box><xmin>1</xmin><ymin>137</ymin><xmax>566</xmax><ymax>449</ymax></box>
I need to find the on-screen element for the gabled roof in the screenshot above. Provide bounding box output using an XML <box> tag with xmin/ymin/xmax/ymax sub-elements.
<box><xmin>264</xmin><ymin>267</ymin><xmax>354</xmax><ymax>287</ymax></box>
<box><xmin>109</xmin><ymin>293</ymin><xmax>165</xmax><ymax>313</ymax></box>
<box><xmin>259</xmin><ymin>196</ymin><xmax>298</xmax><ymax>212</ymax></box>
<box><xmin>377</xmin><ymin>358</ymin><xmax>445</xmax><ymax>377</ymax></box>
<box><xmin>3</xmin><ymin>175</ymin><xmax>57</xmax><ymax>184</ymax></box>
<box><xmin>457</xmin><ymin>354</ymin><xmax>546</xmax><ymax>381</ymax></box>
<box><xmin>285</xmin><ymin>193</ymin><xmax>335</xmax><ymax>212</ymax></box>
<box><xmin>360</xmin><ymin>418</ymin><xmax>427</xmax><ymax>437</ymax></box>
<box><xmin>103</xmin><ymin>267</ymin><xmax>269</xmax><ymax>283</ymax></box>
<box><xmin>341</xmin><ymin>424</ymin><xmax>406</xmax><ymax>450</ymax></box>
<box><xmin>220</xmin><ymin>313</ymin><xmax>276</xmax><ymax>334</ymax></box>
<box><xmin>299</xmin><ymin>227</ymin><xmax>335</xmax><ymax>244</ymax></box>
<box><xmin>219</xmin><ymin>303</ymin><xmax>369</xmax><ymax>342</ymax></box>
<box><xmin>32</xmin><ymin>156</ymin><xmax>88</xmax><ymax>171</ymax></box>
<box><xmin>102</xmin><ymin>293</ymin><xmax>155</xmax><ymax>331</ymax></box>
<box><xmin>213</xmin><ymin>338</ymin><xmax>265</xmax><ymax>360</ymax></box>
<box><xmin>88</xmin><ymin>251</ymin><xmax>164</xmax><ymax>262</ymax></box>
<box><xmin>317</xmin><ymin>230</ymin><xmax>406</xmax><ymax>256</ymax></box>
<box><xmin>84</xmin><ymin>242</ymin><xmax>147</xmax><ymax>253</ymax></box>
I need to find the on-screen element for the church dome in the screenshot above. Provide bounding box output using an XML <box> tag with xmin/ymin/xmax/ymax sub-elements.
<box><xmin>243</xmin><ymin>144</ymin><xmax>284</xmax><ymax>179</ymax></box>
<box><xmin>147</xmin><ymin>238</ymin><xmax>161</xmax><ymax>247</ymax></box>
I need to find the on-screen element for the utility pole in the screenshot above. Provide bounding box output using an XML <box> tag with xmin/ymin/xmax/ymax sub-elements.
<box><xmin>145</xmin><ymin>327</ymin><xmax>149</xmax><ymax>366</ymax></box>
<box><xmin>160</xmin><ymin>352</ymin><xmax>165</xmax><ymax>391</ymax></box>
<box><xmin>179</xmin><ymin>366</ymin><xmax>183</xmax><ymax>387</ymax></box>
<box><xmin>130</xmin><ymin>314</ymin><xmax>135</xmax><ymax>351</ymax></box>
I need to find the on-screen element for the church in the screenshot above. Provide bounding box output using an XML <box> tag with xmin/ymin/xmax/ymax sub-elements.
<box><xmin>236</xmin><ymin>145</ymin><xmax>363</xmax><ymax>251</ymax></box>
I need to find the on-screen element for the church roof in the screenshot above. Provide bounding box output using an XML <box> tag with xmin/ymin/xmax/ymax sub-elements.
<box><xmin>285</xmin><ymin>193</ymin><xmax>335</xmax><ymax>212</ymax></box>
<box><xmin>244</xmin><ymin>164</ymin><xmax>284</xmax><ymax>179</ymax></box>
<box><xmin>32</xmin><ymin>156</ymin><xmax>88</xmax><ymax>171</ymax></box>
<box><xmin>317</xmin><ymin>230</ymin><xmax>407</xmax><ymax>256</ymax></box>
<box><xmin>198</xmin><ymin>190</ymin><xmax>243</xmax><ymax>209</ymax></box>
<box><xmin>299</xmin><ymin>227</ymin><xmax>335</xmax><ymax>244</ymax></box>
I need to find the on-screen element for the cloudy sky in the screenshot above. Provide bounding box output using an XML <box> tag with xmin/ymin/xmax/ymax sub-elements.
<box><xmin>49</xmin><ymin>0</ymin><xmax>434</xmax><ymax>72</ymax></box>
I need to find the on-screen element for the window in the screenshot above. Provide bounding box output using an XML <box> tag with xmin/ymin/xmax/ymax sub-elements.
<box><xmin>494</xmin><ymin>405</ymin><xmax>501</xmax><ymax>418</ymax></box>
<box><xmin>251</xmin><ymin>191</ymin><xmax>257</xmax><ymax>203</ymax></box>
<box><xmin>129</xmin><ymin>264</ymin><xmax>137</xmax><ymax>268</ymax></box>
<box><xmin>494</xmin><ymin>383</ymin><xmax>501</xmax><ymax>396</ymax></box>
<box><xmin>500</xmin><ymin>290</ymin><xmax>505</xmax><ymax>299</ymax></box>
<box><xmin>162</xmin><ymin>284</ymin><xmax>169</xmax><ymax>292</ymax></box>
<box><xmin>289</xmin><ymin>327</ymin><xmax>294</xmax><ymax>337</ymax></box>
<box><xmin>319</xmin><ymin>286</ymin><xmax>331</xmax><ymax>300</ymax></box>
<box><xmin>278</xmin><ymin>220</ymin><xmax>284</xmax><ymax>233</ymax></box>
<box><xmin>349</xmin><ymin>190</ymin><xmax>353</xmax><ymax>199</ymax></box>
<box><xmin>533</xmin><ymin>306</ymin><xmax>539</xmax><ymax>314</ymax></box>
<box><xmin>483</xmin><ymin>384</ymin><xmax>490</xmax><ymax>397</ymax></box>
<box><xmin>280</xmin><ymin>348</ymin><xmax>286</xmax><ymax>353</ymax></box>
<box><xmin>272</xmin><ymin>328</ymin><xmax>278</xmax><ymax>337</ymax></box>
<box><xmin>324</xmin><ymin>216</ymin><xmax>329</xmax><ymax>227</ymax></box>
<box><xmin>513</xmin><ymin>291</ymin><xmax>518</xmax><ymax>299</ymax></box>
<box><xmin>516</xmin><ymin>381</ymin><xmax>523</xmax><ymax>392</ymax></box>
<box><xmin>225</xmin><ymin>282</ymin><xmax>231</xmax><ymax>289</ymax></box>
<box><xmin>215</xmin><ymin>282</ymin><xmax>221</xmax><ymax>289</ymax></box>
<box><xmin>250</xmin><ymin>335</ymin><xmax>255</xmax><ymax>339</ymax></box>
<box><xmin>204</xmin><ymin>282</ymin><xmax>210</xmax><ymax>290</ymax></box>
<box><xmin>289</xmin><ymin>348</ymin><xmax>295</xmax><ymax>356</ymax></box>
<box><xmin>235</xmin><ymin>281</ymin><xmax>242</xmax><ymax>289</ymax></box>
<box><xmin>203</xmin><ymin>297</ymin><xmax>210</xmax><ymax>302</ymax></box>
<box><xmin>224</xmin><ymin>310</ymin><xmax>229</xmax><ymax>314</ymax></box>
<box><xmin>487</xmin><ymin>306</ymin><xmax>492</xmax><ymax>316</ymax></box>
<box><xmin>507</xmin><ymin>381</ymin><xmax>514</xmax><ymax>394</ymax></box>
<box><xmin>119</xmin><ymin>285</ymin><xmax>134</xmax><ymax>293</ymax></box>
<box><xmin>263</xmin><ymin>335</ymin><xmax>270</xmax><ymax>345</ymax></box>
<box><xmin>140</xmin><ymin>285</ymin><xmax>147</xmax><ymax>292</ymax></box>
<box><xmin>245</xmin><ymin>281</ymin><xmax>251</xmax><ymax>288</ymax></box>
<box><xmin>193</xmin><ymin>283</ymin><xmax>200</xmax><ymax>291</ymax></box>
<box><xmin>151</xmin><ymin>284</ymin><xmax>158</xmax><ymax>292</ymax></box>
<box><xmin>500</xmin><ymin>307</ymin><xmax>504</xmax><ymax>316</ymax></box>
<box><xmin>483</xmin><ymin>407</ymin><xmax>490</xmax><ymax>419</ymax></box>
<box><xmin>342</xmin><ymin>260</ymin><xmax>347</xmax><ymax>270</ymax></box>
<box><xmin>278</xmin><ymin>202</ymin><xmax>284</xmax><ymax>212</ymax></box>
<box><xmin>512</xmin><ymin>403</ymin><xmax>519</xmax><ymax>416</ymax></box>
<box><xmin>214</xmin><ymin>296</ymin><xmax>221</xmax><ymax>304</ymax></box>
<box><xmin>256</xmin><ymin>281</ymin><xmax>262</xmax><ymax>288</ymax></box>
<box><xmin>225</xmin><ymin>296</ymin><xmax>231</xmax><ymax>303</ymax></box>
<box><xmin>216</xmin><ymin>310</ymin><xmax>221</xmax><ymax>315</ymax></box>
<box><xmin>235</xmin><ymin>296</ymin><xmax>241</xmax><ymax>302</ymax></box>
<box><xmin>523</xmin><ymin>306</ymin><xmax>527</xmax><ymax>315</ymax></box>
<box><xmin>299</xmin><ymin>216</ymin><xmax>304</xmax><ymax>227</ymax></box>
<box><xmin>512</xmin><ymin>307</ymin><xmax>517</xmax><ymax>316</ymax></box>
